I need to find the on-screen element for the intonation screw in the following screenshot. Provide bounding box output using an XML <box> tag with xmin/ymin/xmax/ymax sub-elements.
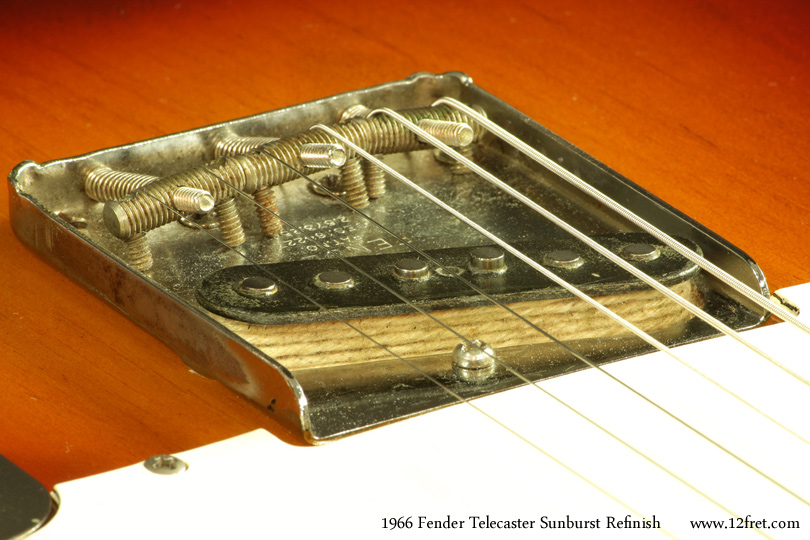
<box><xmin>214</xmin><ymin>134</ymin><xmax>279</xmax><ymax>158</ymax></box>
<box><xmin>341</xmin><ymin>104</ymin><xmax>371</xmax><ymax>122</ymax></box>
<box><xmin>340</xmin><ymin>157</ymin><xmax>369</xmax><ymax>208</ymax></box>
<box><xmin>84</xmin><ymin>166</ymin><xmax>157</xmax><ymax>202</ymax></box>
<box><xmin>144</xmin><ymin>454</ymin><xmax>188</xmax><ymax>475</ymax></box>
<box><xmin>417</xmin><ymin>119</ymin><xmax>474</xmax><ymax>147</ymax></box>
<box><xmin>172</xmin><ymin>187</ymin><xmax>215</xmax><ymax>213</ymax></box>
<box><xmin>469</xmin><ymin>246</ymin><xmax>506</xmax><ymax>272</ymax></box>
<box><xmin>253</xmin><ymin>186</ymin><xmax>283</xmax><ymax>237</ymax></box>
<box><xmin>299</xmin><ymin>144</ymin><xmax>347</xmax><ymax>169</ymax></box>
<box><xmin>363</xmin><ymin>157</ymin><xmax>386</xmax><ymax>199</ymax></box>
<box><xmin>126</xmin><ymin>233</ymin><xmax>153</xmax><ymax>272</ymax></box>
<box><xmin>214</xmin><ymin>198</ymin><xmax>246</xmax><ymax>246</ymax></box>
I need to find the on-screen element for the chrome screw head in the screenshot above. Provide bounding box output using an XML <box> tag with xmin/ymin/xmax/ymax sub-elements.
<box><xmin>453</xmin><ymin>340</ymin><xmax>497</xmax><ymax>382</ymax></box>
<box><xmin>144</xmin><ymin>455</ymin><xmax>188</xmax><ymax>475</ymax></box>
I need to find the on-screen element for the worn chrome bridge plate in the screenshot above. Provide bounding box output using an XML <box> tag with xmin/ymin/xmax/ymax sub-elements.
<box><xmin>8</xmin><ymin>72</ymin><xmax>768</xmax><ymax>441</ymax></box>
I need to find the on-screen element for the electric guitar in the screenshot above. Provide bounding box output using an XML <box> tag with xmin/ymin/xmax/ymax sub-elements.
<box><xmin>2</xmin><ymin>2</ymin><xmax>809</xmax><ymax>539</ymax></box>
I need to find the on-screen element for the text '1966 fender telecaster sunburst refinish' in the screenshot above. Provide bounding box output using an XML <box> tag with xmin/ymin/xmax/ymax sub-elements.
<box><xmin>1</xmin><ymin>2</ymin><xmax>809</xmax><ymax>539</ymax></box>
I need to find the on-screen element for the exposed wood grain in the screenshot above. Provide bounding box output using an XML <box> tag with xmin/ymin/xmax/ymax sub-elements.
<box><xmin>1</xmin><ymin>0</ymin><xmax>808</xmax><ymax>490</ymax></box>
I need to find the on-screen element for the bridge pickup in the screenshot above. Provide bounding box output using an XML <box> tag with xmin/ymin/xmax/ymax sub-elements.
<box><xmin>198</xmin><ymin>233</ymin><xmax>701</xmax><ymax>325</ymax></box>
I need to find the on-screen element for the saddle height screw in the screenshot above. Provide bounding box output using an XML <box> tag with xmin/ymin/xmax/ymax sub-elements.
<box><xmin>214</xmin><ymin>198</ymin><xmax>246</xmax><ymax>246</ymax></box>
<box><xmin>417</xmin><ymin>119</ymin><xmax>474</xmax><ymax>147</ymax></box>
<box><xmin>299</xmin><ymin>144</ymin><xmax>347</xmax><ymax>169</ymax></box>
<box><xmin>84</xmin><ymin>166</ymin><xmax>157</xmax><ymax>202</ymax></box>
<box><xmin>125</xmin><ymin>233</ymin><xmax>153</xmax><ymax>272</ymax></box>
<box><xmin>340</xmin><ymin>157</ymin><xmax>370</xmax><ymax>208</ymax></box>
<box><xmin>214</xmin><ymin>134</ymin><xmax>279</xmax><ymax>158</ymax></box>
<box><xmin>144</xmin><ymin>454</ymin><xmax>188</xmax><ymax>475</ymax></box>
<box><xmin>363</xmin><ymin>158</ymin><xmax>386</xmax><ymax>199</ymax></box>
<box><xmin>450</xmin><ymin>143</ymin><xmax>475</xmax><ymax>175</ymax></box>
<box><xmin>253</xmin><ymin>186</ymin><xmax>283</xmax><ymax>237</ymax></box>
<box><xmin>341</xmin><ymin>104</ymin><xmax>372</xmax><ymax>122</ymax></box>
<box><xmin>172</xmin><ymin>187</ymin><xmax>215</xmax><ymax>213</ymax></box>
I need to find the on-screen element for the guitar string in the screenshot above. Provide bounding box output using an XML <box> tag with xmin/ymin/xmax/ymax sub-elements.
<box><xmin>435</xmin><ymin>96</ymin><xmax>810</xmax><ymax>337</ymax></box>
<box><xmin>204</xmin><ymin>162</ymin><xmax>770</xmax><ymax>538</ymax></box>
<box><xmin>254</xmin><ymin>147</ymin><xmax>810</xmax><ymax>451</ymax></box>
<box><xmin>312</xmin><ymin>124</ymin><xmax>810</xmax><ymax>508</ymax></box>
<box><xmin>369</xmin><ymin>108</ymin><xmax>810</xmax><ymax>389</ymax></box>
<box><xmin>208</xmin><ymin>158</ymin><xmax>764</xmax><ymax>526</ymax></box>
<box><xmin>139</xmin><ymin>190</ymin><xmax>673</xmax><ymax>537</ymax></box>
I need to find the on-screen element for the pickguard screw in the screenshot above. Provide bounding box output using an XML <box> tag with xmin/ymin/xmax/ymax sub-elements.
<box><xmin>313</xmin><ymin>270</ymin><xmax>355</xmax><ymax>290</ymax></box>
<box><xmin>299</xmin><ymin>143</ymin><xmax>347</xmax><ymax>169</ymax></box>
<box><xmin>237</xmin><ymin>276</ymin><xmax>278</xmax><ymax>298</ymax></box>
<box><xmin>469</xmin><ymin>246</ymin><xmax>506</xmax><ymax>272</ymax></box>
<box><xmin>172</xmin><ymin>187</ymin><xmax>215</xmax><ymax>213</ymax></box>
<box><xmin>394</xmin><ymin>258</ymin><xmax>430</xmax><ymax>280</ymax></box>
<box><xmin>144</xmin><ymin>454</ymin><xmax>188</xmax><ymax>475</ymax></box>
<box><xmin>544</xmin><ymin>250</ymin><xmax>584</xmax><ymax>269</ymax></box>
<box><xmin>621</xmin><ymin>243</ymin><xmax>660</xmax><ymax>261</ymax></box>
<box><xmin>417</xmin><ymin>119</ymin><xmax>474</xmax><ymax>147</ymax></box>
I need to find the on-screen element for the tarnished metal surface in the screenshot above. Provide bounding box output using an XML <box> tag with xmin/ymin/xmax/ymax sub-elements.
<box><xmin>8</xmin><ymin>72</ymin><xmax>768</xmax><ymax>441</ymax></box>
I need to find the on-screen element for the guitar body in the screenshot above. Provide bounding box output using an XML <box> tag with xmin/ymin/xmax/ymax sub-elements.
<box><xmin>1</xmin><ymin>0</ymin><xmax>809</xmax><ymax>534</ymax></box>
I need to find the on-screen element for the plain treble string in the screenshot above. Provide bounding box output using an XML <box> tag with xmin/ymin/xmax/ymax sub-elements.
<box><xmin>313</xmin><ymin>122</ymin><xmax>810</xmax><ymax>509</ymax></box>
<box><xmin>138</xmin><ymin>187</ymin><xmax>671</xmax><ymax>538</ymax></box>
<box><xmin>372</xmin><ymin>107</ymin><xmax>810</xmax><ymax>389</ymax></box>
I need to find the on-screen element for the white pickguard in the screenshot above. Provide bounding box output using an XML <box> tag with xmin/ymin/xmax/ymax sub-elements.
<box><xmin>31</xmin><ymin>285</ymin><xmax>810</xmax><ymax>539</ymax></box>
